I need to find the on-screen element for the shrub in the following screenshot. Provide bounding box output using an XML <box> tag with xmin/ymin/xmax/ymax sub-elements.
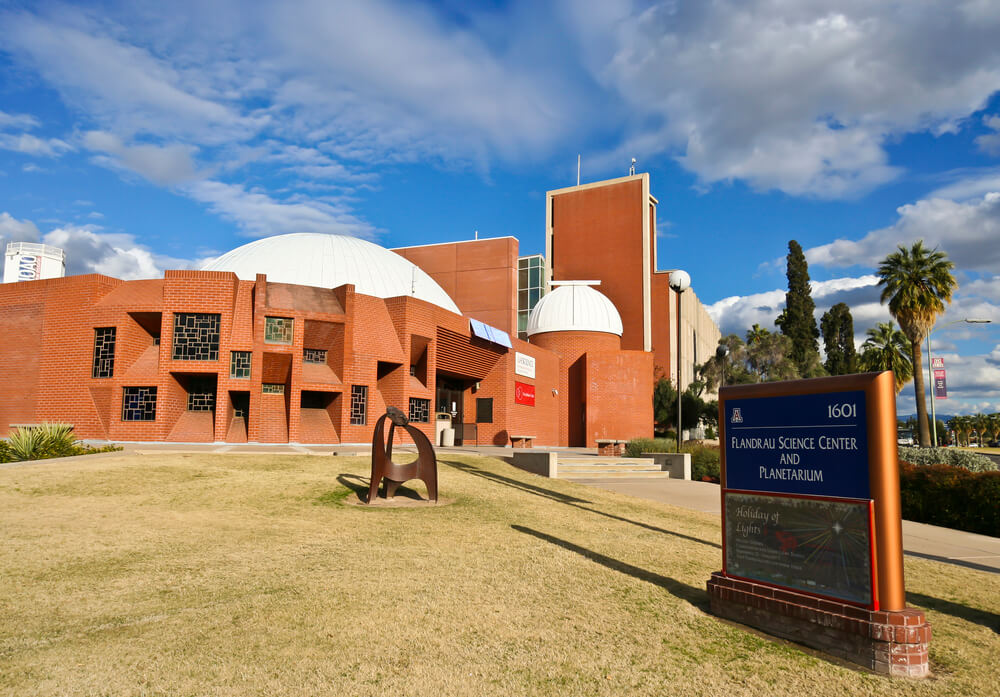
<box><xmin>626</xmin><ymin>437</ymin><xmax>676</xmax><ymax>458</ymax></box>
<box><xmin>898</xmin><ymin>446</ymin><xmax>997</xmax><ymax>472</ymax></box>
<box><xmin>4</xmin><ymin>424</ymin><xmax>121</xmax><ymax>462</ymax></box>
<box><xmin>899</xmin><ymin>461</ymin><xmax>1000</xmax><ymax>536</ymax></box>
<box><xmin>686</xmin><ymin>443</ymin><xmax>720</xmax><ymax>483</ymax></box>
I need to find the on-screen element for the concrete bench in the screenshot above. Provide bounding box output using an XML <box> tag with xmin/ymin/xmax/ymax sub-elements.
<box><xmin>511</xmin><ymin>450</ymin><xmax>557</xmax><ymax>478</ymax></box>
<box><xmin>595</xmin><ymin>439</ymin><xmax>628</xmax><ymax>456</ymax></box>
<box><xmin>642</xmin><ymin>452</ymin><xmax>692</xmax><ymax>480</ymax></box>
<box><xmin>510</xmin><ymin>435</ymin><xmax>535</xmax><ymax>448</ymax></box>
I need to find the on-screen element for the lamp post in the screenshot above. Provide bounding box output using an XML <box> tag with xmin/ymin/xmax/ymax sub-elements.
<box><xmin>716</xmin><ymin>344</ymin><xmax>729</xmax><ymax>390</ymax></box>
<box><xmin>669</xmin><ymin>270</ymin><xmax>691</xmax><ymax>453</ymax></box>
<box><xmin>926</xmin><ymin>318</ymin><xmax>992</xmax><ymax>447</ymax></box>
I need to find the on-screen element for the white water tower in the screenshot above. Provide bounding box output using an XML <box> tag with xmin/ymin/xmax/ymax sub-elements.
<box><xmin>3</xmin><ymin>242</ymin><xmax>66</xmax><ymax>283</ymax></box>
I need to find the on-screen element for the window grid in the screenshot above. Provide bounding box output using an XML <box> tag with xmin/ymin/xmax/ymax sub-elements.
<box><xmin>265</xmin><ymin>317</ymin><xmax>294</xmax><ymax>344</ymax></box>
<box><xmin>230</xmin><ymin>351</ymin><xmax>252</xmax><ymax>379</ymax></box>
<box><xmin>517</xmin><ymin>255</ymin><xmax>546</xmax><ymax>339</ymax></box>
<box><xmin>262</xmin><ymin>383</ymin><xmax>285</xmax><ymax>395</ymax></box>
<box><xmin>122</xmin><ymin>386</ymin><xmax>157</xmax><ymax>421</ymax></box>
<box><xmin>92</xmin><ymin>327</ymin><xmax>116</xmax><ymax>378</ymax></box>
<box><xmin>409</xmin><ymin>397</ymin><xmax>430</xmax><ymax>423</ymax></box>
<box><xmin>172</xmin><ymin>313</ymin><xmax>220</xmax><ymax>361</ymax></box>
<box><xmin>187</xmin><ymin>377</ymin><xmax>216</xmax><ymax>411</ymax></box>
<box><xmin>350</xmin><ymin>385</ymin><xmax>367</xmax><ymax>425</ymax></box>
<box><xmin>304</xmin><ymin>348</ymin><xmax>327</xmax><ymax>364</ymax></box>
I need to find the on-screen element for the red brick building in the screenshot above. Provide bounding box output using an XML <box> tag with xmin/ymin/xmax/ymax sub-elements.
<box><xmin>0</xmin><ymin>174</ymin><xmax>717</xmax><ymax>447</ymax></box>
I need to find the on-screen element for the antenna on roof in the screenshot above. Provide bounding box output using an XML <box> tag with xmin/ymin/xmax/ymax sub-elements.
<box><xmin>629</xmin><ymin>157</ymin><xmax>636</xmax><ymax>176</ymax></box>
<box><xmin>577</xmin><ymin>154</ymin><xmax>581</xmax><ymax>186</ymax></box>
<box><xmin>474</xmin><ymin>230</ymin><xmax>478</xmax><ymax>240</ymax></box>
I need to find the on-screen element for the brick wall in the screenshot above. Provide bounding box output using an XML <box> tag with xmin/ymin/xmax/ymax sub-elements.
<box><xmin>392</xmin><ymin>237</ymin><xmax>518</xmax><ymax>335</ymax></box>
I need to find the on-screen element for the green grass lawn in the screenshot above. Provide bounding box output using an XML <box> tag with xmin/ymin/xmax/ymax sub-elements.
<box><xmin>0</xmin><ymin>453</ymin><xmax>997</xmax><ymax>696</ymax></box>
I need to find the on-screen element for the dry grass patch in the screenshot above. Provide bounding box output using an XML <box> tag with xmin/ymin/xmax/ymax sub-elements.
<box><xmin>0</xmin><ymin>452</ymin><xmax>997</xmax><ymax>696</ymax></box>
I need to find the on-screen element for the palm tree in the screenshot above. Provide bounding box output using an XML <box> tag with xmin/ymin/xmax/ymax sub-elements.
<box><xmin>859</xmin><ymin>321</ymin><xmax>912</xmax><ymax>393</ymax></box>
<box><xmin>877</xmin><ymin>241</ymin><xmax>957</xmax><ymax>447</ymax></box>
<box><xmin>973</xmin><ymin>413</ymin><xmax>992</xmax><ymax>447</ymax></box>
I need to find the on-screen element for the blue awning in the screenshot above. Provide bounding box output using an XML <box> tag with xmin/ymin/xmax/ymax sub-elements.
<box><xmin>469</xmin><ymin>318</ymin><xmax>512</xmax><ymax>349</ymax></box>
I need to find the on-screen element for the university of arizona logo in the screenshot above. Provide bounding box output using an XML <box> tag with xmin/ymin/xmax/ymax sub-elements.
<box><xmin>730</xmin><ymin>408</ymin><xmax>743</xmax><ymax>424</ymax></box>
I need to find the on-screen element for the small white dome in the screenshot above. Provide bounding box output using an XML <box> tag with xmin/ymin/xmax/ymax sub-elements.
<box><xmin>526</xmin><ymin>283</ymin><xmax>623</xmax><ymax>337</ymax></box>
<box><xmin>203</xmin><ymin>233</ymin><xmax>461</xmax><ymax>314</ymax></box>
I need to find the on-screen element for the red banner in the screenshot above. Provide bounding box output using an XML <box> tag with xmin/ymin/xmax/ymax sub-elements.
<box><xmin>514</xmin><ymin>381</ymin><xmax>535</xmax><ymax>406</ymax></box>
<box><xmin>933</xmin><ymin>368</ymin><xmax>947</xmax><ymax>399</ymax></box>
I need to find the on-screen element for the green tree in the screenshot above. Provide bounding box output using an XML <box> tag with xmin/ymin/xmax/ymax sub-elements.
<box><xmin>775</xmin><ymin>240</ymin><xmax>825</xmax><ymax>377</ymax></box>
<box><xmin>877</xmin><ymin>241</ymin><xmax>957</xmax><ymax>447</ymax></box>
<box><xmin>652</xmin><ymin>375</ymin><xmax>677</xmax><ymax>437</ymax></box>
<box><xmin>973</xmin><ymin>413</ymin><xmax>992</xmax><ymax>446</ymax></box>
<box><xmin>820</xmin><ymin>302</ymin><xmax>859</xmax><ymax>375</ymax></box>
<box><xmin>859</xmin><ymin>322</ymin><xmax>912</xmax><ymax>393</ymax></box>
<box><xmin>697</xmin><ymin>335</ymin><xmax>755</xmax><ymax>391</ymax></box>
<box><xmin>745</xmin><ymin>327</ymin><xmax>799</xmax><ymax>382</ymax></box>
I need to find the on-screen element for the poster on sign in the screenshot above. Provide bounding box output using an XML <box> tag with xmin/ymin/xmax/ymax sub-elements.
<box><xmin>514</xmin><ymin>381</ymin><xmax>535</xmax><ymax>406</ymax></box>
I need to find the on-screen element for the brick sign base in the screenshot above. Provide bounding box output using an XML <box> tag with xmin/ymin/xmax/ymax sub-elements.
<box><xmin>707</xmin><ymin>573</ymin><xmax>931</xmax><ymax>677</ymax></box>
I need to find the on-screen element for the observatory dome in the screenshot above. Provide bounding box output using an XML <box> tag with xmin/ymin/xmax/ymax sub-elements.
<box><xmin>526</xmin><ymin>282</ymin><xmax>623</xmax><ymax>337</ymax></box>
<box><xmin>203</xmin><ymin>233</ymin><xmax>461</xmax><ymax>314</ymax></box>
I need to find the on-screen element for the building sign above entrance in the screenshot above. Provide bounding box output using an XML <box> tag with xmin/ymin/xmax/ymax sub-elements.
<box><xmin>514</xmin><ymin>381</ymin><xmax>535</xmax><ymax>406</ymax></box>
<box><xmin>515</xmin><ymin>352</ymin><xmax>536</xmax><ymax>379</ymax></box>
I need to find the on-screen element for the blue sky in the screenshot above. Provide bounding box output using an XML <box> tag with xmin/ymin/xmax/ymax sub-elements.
<box><xmin>1</xmin><ymin>0</ymin><xmax>1000</xmax><ymax>416</ymax></box>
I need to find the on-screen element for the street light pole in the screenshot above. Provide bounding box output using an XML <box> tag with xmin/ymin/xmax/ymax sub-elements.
<box><xmin>926</xmin><ymin>318</ymin><xmax>992</xmax><ymax>447</ymax></box>
<box><xmin>669</xmin><ymin>270</ymin><xmax>691</xmax><ymax>453</ymax></box>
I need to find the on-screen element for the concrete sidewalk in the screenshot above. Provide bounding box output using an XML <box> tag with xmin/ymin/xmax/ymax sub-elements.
<box><xmin>572</xmin><ymin>477</ymin><xmax>1000</xmax><ymax>574</ymax></box>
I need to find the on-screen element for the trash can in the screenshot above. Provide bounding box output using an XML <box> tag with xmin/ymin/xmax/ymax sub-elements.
<box><xmin>441</xmin><ymin>428</ymin><xmax>455</xmax><ymax>447</ymax></box>
<box><xmin>435</xmin><ymin>412</ymin><xmax>452</xmax><ymax>446</ymax></box>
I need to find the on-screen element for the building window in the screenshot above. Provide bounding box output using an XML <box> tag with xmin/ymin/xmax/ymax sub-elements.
<box><xmin>409</xmin><ymin>397</ymin><xmax>430</xmax><ymax>423</ymax></box>
<box><xmin>172</xmin><ymin>313</ymin><xmax>220</xmax><ymax>361</ymax></box>
<box><xmin>350</xmin><ymin>385</ymin><xmax>367</xmax><ymax>425</ymax></box>
<box><xmin>476</xmin><ymin>398</ymin><xmax>494</xmax><ymax>424</ymax></box>
<box><xmin>230</xmin><ymin>351</ymin><xmax>251</xmax><ymax>379</ymax></box>
<box><xmin>122</xmin><ymin>386</ymin><xmax>157</xmax><ymax>421</ymax></box>
<box><xmin>92</xmin><ymin>327</ymin><xmax>116</xmax><ymax>378</ymax></box>
<box><xmin>265</xmin><ymin>317</ymin><xmax>294</xmax><ymax>344</ymax></box>
<box><xmin>187</xmin><ymin>376</ymin><xmax>216</xmax><ymax>411</ymax></box>
<box><xmin>304</xmin><ymin>348</ymin><xmax>327</xmax><ymax>364</ymax></box>
<box><xmin>517</xmin><ymin>254</ymin><xmax>546</xmax><ymax>340</ymax></box>
<box><xmin>262</xmin><ymin>383</ymin><xmax>285</xmax><ymax>395</ymax></box>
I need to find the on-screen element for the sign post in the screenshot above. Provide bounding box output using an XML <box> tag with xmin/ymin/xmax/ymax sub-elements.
<box><xmin>707</xmin><ymin>372</ymin><xmax>930</xmax><ymax>677</ymax></box>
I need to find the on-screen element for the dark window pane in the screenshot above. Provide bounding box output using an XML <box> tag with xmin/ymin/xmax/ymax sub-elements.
<box><xmin>476</xmin><ymin>398</ymin><xmax>493</xmax><ymax>423</ymax></box>
<box><xmin>93</xmin><ymin>327</ymin><xmax>116</xmax><ymax>378</ymax></box>
<box><xmin>122</xmin><ymin>387</ymin><xmax>157</xmax><ymax>421</ymax></box>
<box><xmin>172</xmin><ymin>313</ymin><xmax>220</xmax><ymax>361</ymax></box>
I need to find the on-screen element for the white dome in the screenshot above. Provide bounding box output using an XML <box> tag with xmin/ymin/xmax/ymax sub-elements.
<box><xmin>526</xmin><ymin>283</ymin><xmax>623</xmax><ymax>337</ymax></box>
<box><xmin>203</xmin><ymin>233</ymin><xmax>461</xmax><ymax>313</ymax></box>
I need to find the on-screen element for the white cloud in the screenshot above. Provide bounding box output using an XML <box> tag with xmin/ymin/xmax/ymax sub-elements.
<box><xmin>0</xmin><ymin>132</ymin><xmax>72</xmax><ymax>157</ymax></box>
<box><xmin>0</xmin><ymin>212</ymin><xmax>41</xmax><ymax>243</ymax></box>
<box><xmin>573</xmin><ymin>0</ymin><xmax>1000</xmax><ymax>197</ymax></box>
<box><xmin>83</xmin><ymin>131</ymin><xmax>200</xmax><ymax>186</ymax></box>
<box><xmin>806</xmin><ymin>193</ymin><xmax>1000</xmax><ymax>272</ymax></box>
<box><xmin>41</xmin><ymin>224</ymin><xmax>193</xmax><ymax>280</ymax></box>
<box><xmin>975</xmin><ymin>114</ymin><xmax>1000</xmax><ymax>156</ymax></box>
<box><xmin>0</xmin><ymin>110</ymin><xmax>41</xmax><ymax>130</ymax></box>
<box><xmin>0</xmin><ymin>9</ymin><xmax>257</xmax><ymax>144</ymax></box>
<box><xmin>183</xmin><ymin>181</ymin><xmax>375</xmax><ymax>238</ymax></box>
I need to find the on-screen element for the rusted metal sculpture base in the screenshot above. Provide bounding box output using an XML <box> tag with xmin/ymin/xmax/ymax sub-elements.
<box><xmin>367</xmin><ymin>406</ymin><xmax>438</xmax><ymax>503</ymax></box>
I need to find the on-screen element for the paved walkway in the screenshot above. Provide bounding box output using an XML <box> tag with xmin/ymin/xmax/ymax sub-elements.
<box><xmin>573</xmin><ymin>477</ymin><xmax>1000</xmax><ymax>574</ymax></box>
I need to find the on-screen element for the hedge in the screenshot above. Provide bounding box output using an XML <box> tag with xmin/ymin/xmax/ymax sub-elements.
<box><xmin>898</xmin><ymin>461</ymin><xmax>1000</xmax><ymax>537</ymax></box>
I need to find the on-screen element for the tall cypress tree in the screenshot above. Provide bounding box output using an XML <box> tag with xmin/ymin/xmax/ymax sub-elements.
<box><xmin>775</xmin><ymin>240</ymin><xmax>824</xmax><ymax>376</ymax></box>
<box><xmin>820</xmin><ymin>302</ymin><xmax>859</xmax><ymax>375</ymax></box>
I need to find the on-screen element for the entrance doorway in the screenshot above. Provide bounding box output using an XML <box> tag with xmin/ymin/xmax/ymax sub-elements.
<box><xmin>436</xmin><ymin>376</ymin><xmax>466</xmax><ymax>446</ymax></box>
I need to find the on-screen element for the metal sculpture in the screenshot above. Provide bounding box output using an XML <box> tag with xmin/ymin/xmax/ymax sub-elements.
<box><xmin>367</xmin><ymin>406</ymin><xmax>438</xmax><ymax>503</ymax></box>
